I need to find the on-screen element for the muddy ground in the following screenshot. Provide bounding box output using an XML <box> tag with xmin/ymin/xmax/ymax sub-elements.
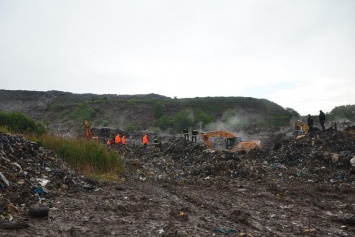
<box><xmin>1</xmin><ymin>125</ymin><xmax>355</xmax><ymax>236</ymax></box>
<box><xmin>3</xmin><ymin>179</ymin><xmax>355</xmax><ymax>237</ymax></box>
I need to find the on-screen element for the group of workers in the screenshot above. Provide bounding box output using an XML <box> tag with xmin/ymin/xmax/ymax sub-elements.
<box><xmin>106</xmin><ymin>128</ymin><xmax>199</xmax><ymax>148</ymax></box>
<box><xmin>107</xmin><ymin>134</ymin><xmax>126</xmax><ymax>146</ymax></box>
<box><xmin>106</xmin><ymin>134</ymin><xmax>148</xmax><ymax>146</ymax></box>
<box><xmin>307</xmin><ymin>110</ymin><xmax>326</xmax><ymax>131</ymax></box>
<box><xmin>183</xmin><ymin>128</ymin><xmax>198</xmax><ymax>142</ymax></box>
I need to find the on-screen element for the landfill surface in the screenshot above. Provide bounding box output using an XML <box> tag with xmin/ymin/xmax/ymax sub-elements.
<box><xmin>1</xmin><ymin>124</ymin><xmax>355</xmax><ymax>236</ymax></box>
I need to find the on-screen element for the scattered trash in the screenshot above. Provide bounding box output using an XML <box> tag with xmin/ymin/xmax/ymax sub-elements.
<box><xmin>350</xmin><ymin>157</ymin><xmax>355</xmax><ymax>168</ymax></box>
<box><xmin>237</xmin><ymin>233</ymin><xmax>254</xmax><ymax>237</ymax></box>
<box><xmin>0</xmin><ymin>172</ymin><xmax>9</xmax><ymax>188</ymax></box>
<box><xmin>9</xmin><ymin>203</ymin><xmax>19</xmax><ymax>216</ymax></box>
<box><xmin>0</xmin><ymin>219</ymin><xmax>29</xmax><ymax>230</ymax></box>
<box><xmin>37</xmin><ymin>178</ymin><xmax>50</xmax><ymax>187</ymax></box>
<box><xmin>0</xmin><ymin>132</ymin><xmax>98</xmax><ymax>223</ymax></box>
<box><xmin>332</xmin><ymin>216</ymin><xmax>355</xmax><ymax>226</ymax></box>
<box><xmin>0</xmin><ymin>124</ymin><xmax>354</xmax><ymax>235</ymax></box>
<box><xmin>215</xmin><ymin>227</ymin><xmax>237</xmax><ymax>234</ymax></box>
<box><xmin>28</xmin><ymin>206</ymin><xmax>49</xmax><ymax>218</ymax></box>
<box><xmin>31</xmin><ymin>188</ymin><xmax>44</xmax><ymax>195</ymax></box>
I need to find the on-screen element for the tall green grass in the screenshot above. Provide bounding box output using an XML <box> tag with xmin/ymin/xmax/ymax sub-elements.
<box><xmin>0</xmin><ymin>125</ymin><xmax>10</xmax><ymax>133</ymax></box>
<box><xmin>0</xmin><ymin>110</ymin><xmax>46</xmax><ymax>134</ymax></box>
<box><xmin>34</xmin><ymin>134</ymin><xmax>123</xmax><ymax>179</ymax></box>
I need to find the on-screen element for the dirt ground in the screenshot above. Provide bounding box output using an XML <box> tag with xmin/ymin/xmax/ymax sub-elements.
<box><xmin>2</xmin><ymin>178</ymin><xmax>354</xmax><ymax>237</ymax></box>
<box><xmin>1</xmin><ymin>126</ymin><xmax>355</xmax><ymax>236</ymax></box>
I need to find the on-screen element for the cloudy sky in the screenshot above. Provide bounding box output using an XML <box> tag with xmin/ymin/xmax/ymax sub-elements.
<box><xmin>1</xmin><ymin>0</ymin><xmax>354</xmax><ymax>115</ymax></box>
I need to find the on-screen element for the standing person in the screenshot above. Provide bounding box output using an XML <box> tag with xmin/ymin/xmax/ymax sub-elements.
<box><xmin>183</xmin><ymin>128</ymin><xmax>189</xmax><ymax>140</ymax></box>
<box><xmin>115</xmin><ymin>134</ymin><xmax>121</xmax><ymax>145</ymax></box>
<box><xmin>142</xmin><ymin>134</ymin><xmax>148</xmax><ymax>147</ymax></box>
<box><xmin>191</xmin><ymin>129</ymin><xmax>198</xmax><ymax>143</ymax></box>
<box><xmin>319</xmin><ymin>110</ymin><xmax>326</xmax><ymax>131</ymax></box>
<box><xmin>153</xmin><ymin>137</ymin><xmax>162</xmax><ymax>151</ymax></box>
<box><xmin>106</xmin><ymin>139</ymin><xmax>111</xmax><ymax>146</ymax></box>
<box><xmin>153</xmin><ymin>137</ymin><xmax>159</xmax><ymax>147</ymax></box>
<box><xmin>307</xmin><ymin>114</ymin><xmax>314</xmax><ymax>131</ymax></box>
<box><xmin>121</xmin><ymin>135</ymin><xmax>126</xmax><ymax>145</ymax></box>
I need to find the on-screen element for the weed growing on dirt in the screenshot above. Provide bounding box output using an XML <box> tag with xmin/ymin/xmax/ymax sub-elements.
<box><xmin>0</xmin><ymin>125</ymin><xmax>10</xmax><ymax>133</ymax></box>
<box><xmin>27</xmin><ymin>134</ymin><xmax>123</xmax><ymax>179</ymax></box>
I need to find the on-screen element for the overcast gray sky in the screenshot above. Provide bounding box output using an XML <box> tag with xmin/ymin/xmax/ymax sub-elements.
<box><xmin>1</xmin><ymin>0</ymin><xmax>354</xmax><ymax>115</ymax></box>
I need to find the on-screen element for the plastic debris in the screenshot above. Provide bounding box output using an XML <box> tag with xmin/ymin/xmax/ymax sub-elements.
<box><xmin>0</xmin><ymin>172</ymin><xmax>9</xmax><ymax>188</ymax></box>
<box><xmin>215</xmin><ymin>227</ymin><xmax>237</xmax><ymax>234</ymax></box>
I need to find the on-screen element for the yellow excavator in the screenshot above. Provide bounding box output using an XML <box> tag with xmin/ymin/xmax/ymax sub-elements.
<box><xmin>294</xmin><ymin>120</ymin><xmax>309</xmax><ymax>139</ymax></box>
<box><xmin>201</xmin><ymin>131</ymin><xmax>261</xmax><ymax>153</ymax></box>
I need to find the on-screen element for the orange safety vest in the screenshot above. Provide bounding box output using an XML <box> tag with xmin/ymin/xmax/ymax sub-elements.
<box><xmin>143</xmin><ymin>135</ymin><xmax>148</xmax><ymax>144</ymax></box>
<box><xmin>107</xmin><ymin>139</ymin><xmax>111</xmax><ymax>145</ymax></box>
<box><xmin>115</xmin><ymin>134</ymin><xmax>121</xmax><ymax>144</ymax></box>
<box><xmin>121</xmin><ymin>136</ymin><xmax>126</xmax><ymax>145</ymax></box>
<box><xmin>85</xmin><ymin>120</ymin><xmax>91</xmax><ymax>138</ymax></box>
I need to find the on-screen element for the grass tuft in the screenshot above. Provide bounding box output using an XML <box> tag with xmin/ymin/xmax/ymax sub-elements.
<box><xmin>27</xmin><ymin>134</ymin><xmax>123</xmax><ymax>180</ymax></box>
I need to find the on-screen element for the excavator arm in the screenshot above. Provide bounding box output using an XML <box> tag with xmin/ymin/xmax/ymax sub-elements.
<box><xmin>201</xmin><ymin>131</ymin><xmax>236</xmax><ymax>148</ymax></box>
<box><xmin>201</xmin><ymin>130</ymin><xmax>261</xmax><ymax>153</ymax></box>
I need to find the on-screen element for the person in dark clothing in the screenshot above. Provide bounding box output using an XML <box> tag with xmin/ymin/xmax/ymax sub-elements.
<box><xmin>307</xmin><ymin>114</ymin><xmax>314</xmax><ymax>131</ymax></box>
<box><xmin>191</xmin><ymin>129</ymin><xmax>198</xmax><ymax>143</ymax></box>
<box><xmin>319</xmin><ymin>110</ymin><xmax>326</xmax><ymax>131</ymax></box>
<box><xmin>153</xmin><ymin>137</ymin><xmax>162</xmax><ymax>151</ymax></box>
<box><xmin>183</xmin><ymin>128</ymin><xmax>189</xmax><ymax>140</ymax></box>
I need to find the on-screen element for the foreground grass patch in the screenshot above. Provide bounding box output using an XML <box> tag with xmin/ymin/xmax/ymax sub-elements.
<box><xmin>29</xmin><ymin>134</ymin><xmax>123</xmax><ymax>180</ymax></box>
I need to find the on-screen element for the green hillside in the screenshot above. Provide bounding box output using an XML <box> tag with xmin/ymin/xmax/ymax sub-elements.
<box><xmin>0</xmin><ymin>90</ymin><xmax>294</xmax><ymax>135</ymax></box>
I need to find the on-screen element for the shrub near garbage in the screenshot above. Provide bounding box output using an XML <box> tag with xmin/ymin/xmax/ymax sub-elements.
<box><xmin>35</xmin><ymin>134</ymin><xmax>123</xmax><ymax>177</ymax></box>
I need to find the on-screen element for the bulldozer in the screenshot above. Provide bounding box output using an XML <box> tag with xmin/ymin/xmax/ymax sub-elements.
<box><xmin>201</xmin><ymin>131</ymin><xmax>261</xmax><ymax>153</ymax></box>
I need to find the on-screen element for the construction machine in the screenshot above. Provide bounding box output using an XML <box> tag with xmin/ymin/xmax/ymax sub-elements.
<box><xmin>294</xmin><ymin>120</ymin><xmax>309</xmax><ymax>139</ymax></box>
<box><xmin>84</xmin><ymin>120</ymin><xmax>99</xmax><ymax>141</ymax></box>
<box><xmin>201</xmin><ymin>131</ymin><xmax>261</xmax><ymax>153</ymax></box>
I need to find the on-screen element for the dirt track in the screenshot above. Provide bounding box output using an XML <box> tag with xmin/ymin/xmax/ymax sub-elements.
<box><xmin>3</xmin><ymin>178</ymin><xmax>354</xmax><ymax>237</ymax></box>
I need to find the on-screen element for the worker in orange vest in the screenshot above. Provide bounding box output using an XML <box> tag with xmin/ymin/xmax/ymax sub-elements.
<box><xmin>107</xmin><ymin>139</ymin><xmax>111</xmax><ymax>146</ymax></box>
<box><xmin>121</xmin><ymin>135</ymin><xmax>126</xmax><ymax>145</ymax></box>
<box><xmin>115</xmin><ymin>134</ymin><xmax>121</xmax><ymax>145</ymax></box>
<box><xmin>142</xmin><ymin>134</ymin><xmax>148</xmax><ymax>147</ymax></box>
<box><xmin>84</xmin><ymin>120</ymin><xmax>91</xmax><ymax>139</ymax></box>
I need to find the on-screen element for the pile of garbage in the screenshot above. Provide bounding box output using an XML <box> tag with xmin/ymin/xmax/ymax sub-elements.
<box><xmin>0</xmin><ymin>132</ymin><xmax>97</xmax><ymax>228</ymax></box>
<box><xmin>1</xmin><ymin>125</ymin><xmax>354</xmax><ymax>228</ymax></box>
<box><xmin>242</xmin><ymin>128</ymin><xmax>355</xmax><ymax>182</ymax></box>
<box><xmin>118</xmin><ymin>127</ymin><xmax>355</xmax><ymax>184</ymax></box>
